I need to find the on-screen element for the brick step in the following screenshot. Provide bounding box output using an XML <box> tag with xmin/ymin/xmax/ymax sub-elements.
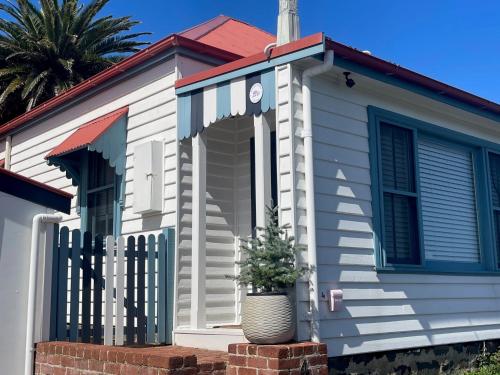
<box><xmin>35</xmin><ymin>341</ymin><xmax>228</xmax><ymax>375</ymax></box>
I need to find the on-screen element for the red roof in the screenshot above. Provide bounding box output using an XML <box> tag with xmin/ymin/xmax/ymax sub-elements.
<box><xmin>46</xmin><ymin>107</ymin><xmax>128</xmax><ymax>159</ymax></box>
<box><xmin>180</xmin><ymin>15</ymin><xmax>275</xmax><ymax>57</ymax></box>
<box><xmin>0</xmin><ymin>15</ymin><xmax>497</xmax><ymax>139</ymax></box>
<box><xmin>176</xmin><ymin>33</ymin><xmax>324</xmax><ymax>89</ymax></box>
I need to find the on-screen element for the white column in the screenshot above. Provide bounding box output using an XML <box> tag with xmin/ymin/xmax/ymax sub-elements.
<box><xmin>254</xmin><ymin>114</ymin><xmax>272</xmax><ymax>228</ymax></box>
<box><xmin>191</xmin><ymin>132</ymin><xmax>207</xmax><ymax>329</ymax></box>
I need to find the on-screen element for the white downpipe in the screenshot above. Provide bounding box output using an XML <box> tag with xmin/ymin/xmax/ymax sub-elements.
<box><xmin>5</xmin><ymin>135</ymin><xmax>12</xmax><ymax>170</ymax></box>
<box><xmin>302</xmin><ymin>50</ymin><xmax>334</xmax><ymax>342</ymax></box>
<box><xmin>24</xmin><ymin>213</ymin><xmax>63</xmax><ymax>375</ymax></box>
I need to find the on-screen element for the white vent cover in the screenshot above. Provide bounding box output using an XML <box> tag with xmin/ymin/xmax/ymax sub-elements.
<box><xmin>133</xmin><ymin>140</ymin><xmax>163</xmax><ymax>214</ymax></box>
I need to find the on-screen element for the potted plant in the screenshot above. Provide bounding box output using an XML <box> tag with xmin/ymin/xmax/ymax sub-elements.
<box><xmin>229</xmin><ymin>206</ymin><xmax>312</xmax><ymax>344</ymax></box>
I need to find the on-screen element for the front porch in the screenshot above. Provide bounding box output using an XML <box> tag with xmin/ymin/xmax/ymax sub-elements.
<box><xmin>175</xmin><ymin>112</ymin><xmax>278</xmax><ymax>349</ymax></box>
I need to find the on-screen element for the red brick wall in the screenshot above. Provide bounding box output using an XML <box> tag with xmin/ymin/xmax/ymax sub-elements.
<box><xmin>227</xmin><ymin>343</ymin><xmax>328</xmax><ymax>375</ymax></box>
<box><xmin>34</xmin><ymin>342</ymin><xmax>226</xmax><ymax>375</ymax></box>
<box><xmin>34</xmin><ymin>341</ymin><xmax>327</xmax><ymax>375</ymax></box>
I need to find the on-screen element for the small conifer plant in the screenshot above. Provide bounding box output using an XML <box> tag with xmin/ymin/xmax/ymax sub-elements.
<box><xmin>229</xmin><ymin>206</ymin><xmax>312</xmax><ymax>293</ymax></box>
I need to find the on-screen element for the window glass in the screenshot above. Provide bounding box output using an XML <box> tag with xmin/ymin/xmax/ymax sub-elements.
<box><xmin>380</xmin><ymin>123</ymin><xmax>415</xmax><ymax>192</ymax></box>
<box><xmin>380</xmin><ymin>123</ymin><xmax>420</xmax><ymax>265</ymax></box>
<box><xmin>87</xmin><ymin>152</ymin><xmax>115</xmax><ymax>237</ymax></box>
<box><xmin>489</xmin><ymin>153</ymin><xmax>500</xmax><ymax>267</ymax></box>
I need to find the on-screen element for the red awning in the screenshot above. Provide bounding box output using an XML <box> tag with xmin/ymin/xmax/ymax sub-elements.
<box><xmin>46</xmin><ymin>107</ymin><xmax>128</xmax><ymax>159</ymax></box>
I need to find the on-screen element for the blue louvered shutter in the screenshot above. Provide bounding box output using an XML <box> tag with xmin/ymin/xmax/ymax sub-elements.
<box><xmin>488</xmin><ymin>153</ymin><xmax>500</xmax><ymax>267</ymax></box>
<box><xmin>418</xmin><ymin>138</ymin><xmax>480</xmax><ymax>263</ymax></box>
<box><xmin>380</xmin><ymin>123</ymin><xmax>420</xmax><ymax>264</ymax></box>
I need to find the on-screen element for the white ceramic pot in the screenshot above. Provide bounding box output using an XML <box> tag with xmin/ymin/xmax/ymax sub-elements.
<box><xmin>242</xmin><ymin>293</ymin><xmax>295</xmax><ymax>344</ymax></box>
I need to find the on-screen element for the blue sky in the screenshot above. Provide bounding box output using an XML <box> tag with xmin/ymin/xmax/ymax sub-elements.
<box><xmin>97</xmin><ymin>0</ymin><xmax>499</xmax><ymax>103</ymax></box>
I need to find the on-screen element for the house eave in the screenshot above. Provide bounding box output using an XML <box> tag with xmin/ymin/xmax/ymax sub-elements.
<box><xmin>326</xmin><ymin>39</ymin><xmax>500</xmax><ymax>122</ymax></box>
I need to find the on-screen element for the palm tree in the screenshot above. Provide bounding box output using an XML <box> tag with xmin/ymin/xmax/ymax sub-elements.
<box><xmin>0</xmin><ymin>0</ymin><xmax>150</xmax><ymax>123</ymax></box>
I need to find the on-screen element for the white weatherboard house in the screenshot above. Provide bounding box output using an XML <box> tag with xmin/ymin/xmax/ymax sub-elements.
<box><xmin>1</xmin><ymin>2</ymin><xmax>500</xmax><ymax>366</ymax></box>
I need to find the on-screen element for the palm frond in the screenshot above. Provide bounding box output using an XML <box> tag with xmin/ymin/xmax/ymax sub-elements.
<box><xmin>0</xmin><ymin>76</ymin><xmax>23</xmax><ymax>104</ymax></box>
<box><xmin>0</xmin><ymin>0</ymin><xmax>150</xmax><ymax>123</ymax></box>
<box><xmin>21</xmin><ymin>70</ymin><xmax>49</xmax><ymax>99</ymax></box>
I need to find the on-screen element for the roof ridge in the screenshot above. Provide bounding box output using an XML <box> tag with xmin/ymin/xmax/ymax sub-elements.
<box><xmin>179</xmin><ymin>15</ymin><xmax>231</xmax><ymax>40</ymax></box>
<box><xmin>223</xmin><ymin>17</ymin><xmax>276</xmax><ymax>39</ymax></box>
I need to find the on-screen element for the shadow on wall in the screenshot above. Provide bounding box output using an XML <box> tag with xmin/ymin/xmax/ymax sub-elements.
<box><xmin>317</xmin><ymin>164</ymin><xmax>498</xmax><ymax>363</ymax></box>
<box><xmin>141</xmin><ymin>214</ymin><xmax>163</xmax><ymax>232</ymax></box>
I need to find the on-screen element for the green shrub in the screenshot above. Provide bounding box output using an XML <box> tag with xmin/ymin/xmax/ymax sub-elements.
<box><xmin>228</xmin><ymin>206</ymin><xmax>312</xmax><ymax>293</ymax></box>
<box><xmin>464</xmin><ymin>350</ymin><xmax>500</xmax><ymax>375</ymax></box>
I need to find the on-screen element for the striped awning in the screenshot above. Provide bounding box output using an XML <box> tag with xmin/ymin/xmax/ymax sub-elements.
<box><xmin>178</xmin><ymin>69</ymin><xmax>275</xmax><ymax>139</ymax></box>
<box><xmin>176</xmin><ymin>33</ymin><xmax>326</xmax><ymax>140</ymax></box>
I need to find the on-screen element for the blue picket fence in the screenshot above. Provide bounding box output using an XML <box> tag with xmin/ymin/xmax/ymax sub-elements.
<box><xmin>49</xmin><ymin>226</ymin><xmax>175</xmax><ymax>346</ymax></box>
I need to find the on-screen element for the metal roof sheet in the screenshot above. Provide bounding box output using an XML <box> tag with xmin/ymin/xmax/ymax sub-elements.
<box><xmin>195</xmin><ymin>18</ymin><xmax>276</xmax><ymax>57</ymax></box>
<box><xmin>46</xmin><ymin>107</ymin><xmax>129</xmax><ymax>159</ymax></box>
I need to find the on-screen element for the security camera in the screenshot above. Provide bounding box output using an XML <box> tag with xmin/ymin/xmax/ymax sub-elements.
<box><xmin>343</xmin><ymin>72</ymin><xmax>356</xmax><ymax>88</ymax></box>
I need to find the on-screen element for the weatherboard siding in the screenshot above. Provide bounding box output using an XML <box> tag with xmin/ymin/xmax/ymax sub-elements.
<box><xmin>274</xmin><ymin>63</ymin><xmax>314</xmax><ymax>342</ymax></box>
<box><xmin>307</xmin><ymin>69</ymin><xmax>500</xmax><ymax>357</ymax></box>
<box><xmin>8</xmin><ymin>58</ymin><xmax>178</xmax><ymax>236</ymax></box>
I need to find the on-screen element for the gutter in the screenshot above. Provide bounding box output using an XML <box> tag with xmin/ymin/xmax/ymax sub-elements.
<box><xmin>302</xmin><ymin>50</ymin><xmax>335</xmax><ymax>342</ymax></box>
<box><xmin>327</xmin><ymin>39</ymin><xmax>500</xmax><ymax>119</ymax></box>
<box><xmin>24</xmin><ymin>214</ymin><xmax>63</xmax><ymax>375</ymax></box>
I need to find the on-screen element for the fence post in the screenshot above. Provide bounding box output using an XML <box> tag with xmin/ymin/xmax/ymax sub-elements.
<box><xmin>147</xmin><ymin>234</ymin><xmax>156</xmax><ymax>344</ymax></box>
<box><xmin>69</xmin><ymin>230</ymin><xmax>81</xmax><ymax>341</ymax></box>
<box><xmin>93</xmin><ymin>235</ymin><xmax>104</xmax><ymax>344</ymax></box>
<box><xmin>137</xmin><ymin>235</ymin><xmax>146</xmax><ymax>345</ymax></box>
<box><xmin>165</xmin><ymin>228</ymin><xmax>175</xmax><ymax>345</ymax></box>
<box><xmin>126</xmin><ymin>236</ymin><xmax>136</xmax><ymax>344</ymax></box>
<box><xmin>115</xmin><ymin>237</ymin><xmax>125</xmax><ymax>346</ymax></box>
<box><xmin>49</xmin><ymin>224</ymin><xmax>60</xmax><ymax>341</ymax></box>
<box><xmin>81</xmin><ymin>232</ymin><xmax>92</xmax><ymax>342</ymax></box>
<box><xmin>157</xmin><ymin>233</ymin><xmax>166</xmax><ymax>343</ymax></box>
<box><xmin>104</xmin><ymin>236</ymin><xmax>115</xmax><ymax>345</ymax></box>
<box><xmin>56</xmin><ymin>227</ymin><xmax>70</xmax><ymax>340</ymax></box>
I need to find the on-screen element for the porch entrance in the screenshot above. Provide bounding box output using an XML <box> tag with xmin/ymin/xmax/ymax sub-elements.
<box><xmin>177</xmin><ymin>112</ymin><xmax>278</xmax><ymax>331</ymax></box>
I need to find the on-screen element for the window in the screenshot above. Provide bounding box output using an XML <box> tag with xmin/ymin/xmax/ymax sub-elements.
<box><xmin>369</xmin><ymin>106</ymin><xmax>499</xmax><ymax>273</ymax></box>
<box><xmin>418</xmin><ymin>138</ymin><xmax>480</xmax><ymax>263</ymax></box>
<box><xmin>380</xmin><ymin>123</ymin><xmax>420</xmax><ymax>265</ymax></box>
<box><xmin>488</xmin><ymin>153</ymin><xmax>500</xmax><ymax>268</ymax></box>
<box><xmin>81</xmin><ymin>152</ymin><xmax>119</xmax><ymax>237</ymax></box>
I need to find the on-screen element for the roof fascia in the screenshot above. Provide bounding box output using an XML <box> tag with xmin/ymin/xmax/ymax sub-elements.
<box><xmin>0</xmin><ymin>168</ymin><xmax>72</xmax><ymax>213</ymax></box>
<box><xmin>327</xmin><ymin>40</ymin><xmax>499</xmax><ymax>122</ymax></box>
<box><xmin>176</xmin><ymin>32</ymin><xmax>325</xmax><ymax>94</ymax></box>
<box><xmin>335</xmin><ymin>57</ymin><xmax>499</xmax><ymax>123</ymax></box>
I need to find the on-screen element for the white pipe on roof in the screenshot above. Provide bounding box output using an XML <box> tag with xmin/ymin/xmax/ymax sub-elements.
<box><xmin>302</xmin><ymin>49</ymin><xmax>334</xmax><ymax>342</ymax></box>
<box><xmin>25</xmin><ymin>214</ymin><xmax>63</xmax><ymax>375</ymax></box>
